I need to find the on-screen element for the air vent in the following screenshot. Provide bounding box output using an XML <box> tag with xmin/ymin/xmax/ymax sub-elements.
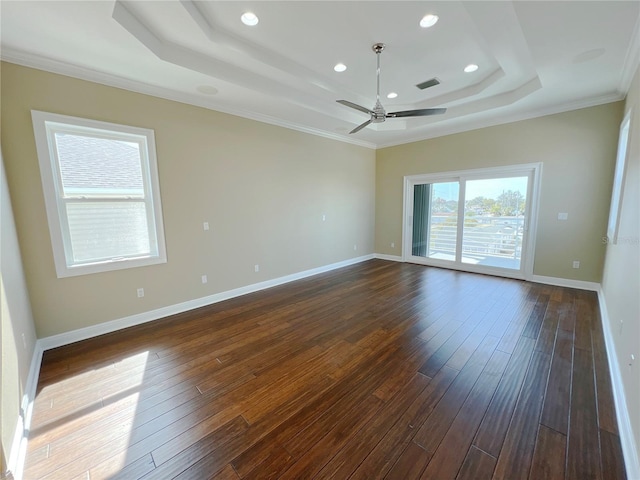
<box><xmin>416</xmin><ymin>78</ymin><xmax>440</xmax><ymax>90</ymax></box>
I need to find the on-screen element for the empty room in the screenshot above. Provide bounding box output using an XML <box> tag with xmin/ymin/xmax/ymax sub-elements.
<box><xmin>1</xmin><ymin>1</ymin><xmax>638</xmax><ymax>479</ymax></box>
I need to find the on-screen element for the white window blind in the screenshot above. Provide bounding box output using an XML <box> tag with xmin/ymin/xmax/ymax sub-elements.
<box><xmin>32</xmin><ymin>111</ymin><xmax>167</xmax><ymax>277</ymax></box>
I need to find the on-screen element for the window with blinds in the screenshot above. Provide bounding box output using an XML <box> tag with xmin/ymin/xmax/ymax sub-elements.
<box><xmin>31</xmin><ymin>111</ymin><xmax>167</xmax><ymax>277</ymax></box>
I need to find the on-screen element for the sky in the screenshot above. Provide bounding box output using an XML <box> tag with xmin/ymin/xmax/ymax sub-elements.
<box><xmin>430</xmin><ymin>176</ymin><xmax>528</xmax><ymax>201</ymax></box>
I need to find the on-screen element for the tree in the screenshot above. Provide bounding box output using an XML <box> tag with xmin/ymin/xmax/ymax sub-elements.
<box><xmin>496</xmin><ymin>190</ymin><xmax>525</xmax><ymax>216</ymax></box>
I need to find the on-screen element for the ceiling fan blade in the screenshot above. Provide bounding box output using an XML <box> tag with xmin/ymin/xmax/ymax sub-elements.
<box><xmin>387</xmin><ymin>108</ymin><xmax>447</xmax><ymax>118</ymax></box>
<box><xmin>349</xmin><ymin>119</ymin><xmax>372</xmax><ymax>134</ymax></box>
<box><xmin>337</xmin><ymin>100</ymin><xmax>374</xmax><ymax>115</ymax></box>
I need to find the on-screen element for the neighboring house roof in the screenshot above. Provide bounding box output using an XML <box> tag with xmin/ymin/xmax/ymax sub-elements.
<box><xmin>55</xmin><ymin>132</ymin><xmax>143</xmax><ymax>193</ymax></box>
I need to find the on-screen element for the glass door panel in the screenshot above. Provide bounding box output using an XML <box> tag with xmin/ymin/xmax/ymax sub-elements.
<box><xmin>411</xmin><ymin>182</ymin><xmax>459</xmax><ymax>261</ymax></box>
<box><xmin>461</xmin><ymin>176</ymin><xmax>528</xmax><ymax>270</ymax></box>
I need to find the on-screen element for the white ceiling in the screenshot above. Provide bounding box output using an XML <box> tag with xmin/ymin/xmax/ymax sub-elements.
<box><xmin>2</xmin><ymin>1</ymin><xmax>639</xmax><ymax>149</ymax></box>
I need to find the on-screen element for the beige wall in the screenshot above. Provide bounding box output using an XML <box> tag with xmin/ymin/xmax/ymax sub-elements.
<box><xmin>1</xmin><ymin>150</ymin><xmax>38</xmax><ymax>474</ymax></box>
<box><xmin>602</xmin><ymin>66</ymin><xmax>640</xmax><ymax>467</ymax></box>
<box><xmin>375</xmin><ymin>102</ymin><xmax>623</xmax><ymax>282</ymax></box>
<box><xmin>0</xmin><ymin>62</ymin><xmax>376</xmax><ymax>338</ymax></box>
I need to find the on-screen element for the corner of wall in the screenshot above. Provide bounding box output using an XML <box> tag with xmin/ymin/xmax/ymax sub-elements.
<box><xmin>597</xmin><ymin>287</ymin><xmax>640</xmax><ymax>480</ymax></box>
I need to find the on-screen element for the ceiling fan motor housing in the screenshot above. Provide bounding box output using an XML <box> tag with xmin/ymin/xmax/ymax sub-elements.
<box><xmin>336</xmin><ymin>41</ymin><xmax>446</xmax><ymax>133</ymax></box>
<box><xmin>372</xmin><ymin>43</ymin><xmax>386</xmax><ymax>54</ymax></box>
<box><xmin>372</xmin><ymin>100</ymin><xmax>386</xmax><ymax>123</ymax></box>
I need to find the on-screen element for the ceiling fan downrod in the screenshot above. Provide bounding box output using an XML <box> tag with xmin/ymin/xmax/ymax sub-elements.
<box><xmin>336</xmin><ymin>42</ymin><xmax>446</xmax><ymax>134</ymax></box>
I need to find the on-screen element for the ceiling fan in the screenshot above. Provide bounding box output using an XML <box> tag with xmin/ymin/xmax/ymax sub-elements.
<box><xmin>337</xmin><ymin>43</ymin><xmax>446</xmax><ymax>134</ymax></box>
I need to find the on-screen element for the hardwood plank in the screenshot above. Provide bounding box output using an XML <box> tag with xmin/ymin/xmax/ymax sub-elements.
<box><xmin>278</xmin><ymin>395</ymin><xmax>383</xmax><ymax>479</ymax></box>
<box><xmin>445</xmin><ymin>302</ymin><xmax>506</xmax><ymax>371</ymax></box>
<box><xmin>315</xmin><ymin>372</ymin><xmax>431</xmax><ymax>479</ymax></box>
<box><xmin>495</xmin><ymin>297</ymin><xmax>535</xmax><ymax>354</ymax></box>
<box><xmin>599</xmin><ymin>429</ymin><xmax>627</xmax><ymax>480</ymax></box>
<box><xmin>385</xmin><ymin>442</ymin><xmax>431</xmax><ymax>479</ymax></box>
<box><xmin>534</xmin><ymin>298</ymin><xmax>561</xmax><ymax>354</ymax></box>
<box><xmin>473</xmin><ymin>336</ymin><xmax>535</xmax><ymax>457</ymax></box>
<box><xmin>413</xmin><ymin>335</ymin><xmax>500</xmax><ymax>451</ymax></box>
<box><xmin>418</xmin><ymin>320</ymin><xmax>477</xmax><ymax>378</ymax></box>
<box><xmin>229</xmin><ymin>338</ymin><xmax>410</xmax><ymax>478</ymax></box>
<box><xmin>210</xmin><ymin>465</ymin><xmax>240</xmax><ymax>480</ymax></box>
<box><xmin>591</xmin><ymin>310</ymin><xmax>618</xmax><ymax>435</ymax></box>
<box><xmin>142</xmin><ymin>416</ymin><xmax>249</xmax><ymax>479</ymax></box>
<box><xmin>522</xmin><ymin>293</ymin><xmax>550</xmax><ymax>339</ymax></box>
<box><xmin>540</xmin><ymin>327</ymin><xmax>573</xmax><ymax>434</ymax></box>
<box><xmin>567</xmin><ymin>347</ymin><xmax>602</xmax><ymax>480</ymax></box>
<box><xmin>420</xmin><ymin>350</ymin><xmax>510</xmax><ymax>479</ymax></box>
<box><xmin>242</xmin><ymin>445</ymin><xmax>293</xmax><ymax>480</ymax></box>
<box><xmin>456</xmin><ymin>446</ymin><xmax>496</xmax><ymax>480</ymax></box>
<box><xmin>349</xmin><ymin>366</ymin><xmax>459</xmax><ymax>480</ymax></box>
<box><xmin>103</xmin><ymin>453</ymin><xmax>156</xmax><ymax>480</ymax></box>
<box><xmin>22</xmin><ymin>261</ymin><xmax>625</xmax><ymax>480</ymax></box>
<box><xmin>529</xmin><ymin>424</ymin><xmax>566</xmax><ymax>480</ymax></box>
<box><xmin>492</xmin><ymin>349</ymin><xmax>552</xmax><ymax>480</ymax></box>
<box><xmin>574</xmin><ymin>291</ymin><xmax>595</xmax><ymax>351</ymax></box>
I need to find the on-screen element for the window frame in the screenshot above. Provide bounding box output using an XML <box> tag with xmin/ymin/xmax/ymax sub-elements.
<box><xmin>606</xmin><ymin>109</ymin><xmax>631</xmax><ymax>245</ymax></box>
<box><xmin>31</xmin><ymin>110</ymin><xmax>167</xmax><ymax>278</ymax></box>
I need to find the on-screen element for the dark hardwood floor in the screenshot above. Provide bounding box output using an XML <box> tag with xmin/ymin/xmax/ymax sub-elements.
<box><xmin>24</xmin><ymin>260</ymin><xmax>627</xmax><ymax>479</ymax></box>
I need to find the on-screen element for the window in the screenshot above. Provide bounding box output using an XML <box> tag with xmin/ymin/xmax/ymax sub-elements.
<box><xmin>607</xmin><ymin>109</ymin><xmax>631</xmax><ymax>244</ymax></box>
<box><xmin>32</xmin><ymin>111</ymin><xmax>167</xmax><ymax>278</ymax></box>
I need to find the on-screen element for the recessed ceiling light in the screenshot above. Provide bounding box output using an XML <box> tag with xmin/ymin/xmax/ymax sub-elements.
<box><xmin>420</xmin><ymin>14</ymin><xmax>439</xmax><ymax>28</ymax></box>
<box><xmin>334</xmin><ymin>63</ymin><xmax>347</xmax><ymax>73</ymax></box>
<box><xmin>241</xmin><ymin>12</ymin><xmax>259</xmax><ymax>26</ymax></box>
<box><xmin>464</xmin><ymin>63</ymin><xmax>479</xmax><ymax>73</ymax></box>
<box><xmin>387</xmin><ymin>92</ymin><xmax>398</xmax><ymax>99</ymax></box>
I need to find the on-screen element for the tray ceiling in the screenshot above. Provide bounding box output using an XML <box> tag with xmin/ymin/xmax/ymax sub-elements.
<box><xmin>1</xmin><ymin>1</ymin><xmax>639</xmax><ymax>148</ymax></box>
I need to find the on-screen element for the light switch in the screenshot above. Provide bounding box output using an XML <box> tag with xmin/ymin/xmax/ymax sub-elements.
<box><xmin>558</xmin><ymin>213</ymin><xmax>568</xmax><ymax>220</ymax></box>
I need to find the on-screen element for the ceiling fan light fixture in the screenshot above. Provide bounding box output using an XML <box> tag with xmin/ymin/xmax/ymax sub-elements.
<box><xmin>334</xmin><ymin>63</ymin><xmax>347</xmax><ymax>72</ymax></box>
<box><xmin>420</xmin><ymin>14</ymin><xmax>439</xmax><ymax>28</ymax></box>
<box><xmin>387</xmin><ymin>92</ymin><xmax>398</xmax><ymax>99</ymax></box>
<box><xmin>464</xmin><ymin>63</ymin><xmax>479</xmax><ymax>73</ymax></box>
<box><xmin>241</xmin><ymin>12</ymin><xmax>259</xmax><ymax>26</ymax></box>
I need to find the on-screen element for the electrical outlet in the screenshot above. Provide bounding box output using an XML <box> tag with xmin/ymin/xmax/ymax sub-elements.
<box><xmin>254</xmin><ymin>264</ymin><xmax>260</xmax><ymax>273</ymax></box>
<box><xmin>353</xmin><ymin>244</ymin><xmax>357</xmax><ymax>251</ymax></box>
<box><xmin>322</xmin><ymin>214</ymin><xmax>326</xmax><ymax>221</ymax></box>
<box><xmin>391</xmin><ymin>242</ymin><xmax>395</xmax><ymax>248</ymax></box>
<box><xmin>558</xmin><ymin>212</ymin><xmax>569</xmax><ymax>220</ymax></box>
<box><xmin>137</xmin><ymin>288</ymin><xmax>144</xmax><ymax>298</ymax></box>
<box><xmin>201</xmin><ymin>275</ymin><xmax>208</xmax><ymax>284</ymax></box>
<box><xmin>572</xmin><ymin>261</ymin><xmax>580</xmax><ymax>269</ymax></box>
<box><xmin>203</xmin><ymin>222</ymin><xmax>209</xmax><ymax>231</ymax></box>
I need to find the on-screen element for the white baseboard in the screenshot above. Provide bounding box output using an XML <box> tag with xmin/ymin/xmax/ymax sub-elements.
<box><xmin>13</xmin><ymin>256</ymin><xmax>636</xmax><ymax>480</ymax></box>
<box><xmin>7</xmin><ymin>414</ymin><xmax>23</xmax><ymax>479</ymax></box>
<box><xmin>374</xmin><ymin>253</ymin><xmax>403</xmax><ymax>262</ymax></box>
<box><xmin>530</xmin><ymin>274</ymin><xmax>600</xmax><ymax>292</ymax></box>
<box><xmin>7</xmin><ymin>341</ymin><xmax>44</xmax><ymax>480</ymax></box>
<box><xmin>597</xmin><ymin>288</ymin><xmax>640</xmax><ymax>480</ymax></box>
<box><xmin>10</xmin><ymin>253</ymin><xmax>374</xmax><ymax>479</ymax></box>
<box><xmin>39</xmin><ymin>254</ymin><xmax>374</xmax><ymax>350</ymax></box>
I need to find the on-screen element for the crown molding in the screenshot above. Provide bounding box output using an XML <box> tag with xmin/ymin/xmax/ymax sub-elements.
<box><xmin>0</xmin><ymin>47</ymin><xmax>626</xmax><ymax>152</ymax></box>
<box><xmin>0</xmin><ymin>49</ymin><xmax>376</xmax><ymax>150</ymax></box>
<box><xmin>376</xmin><ymin>90</ymin><xmax>625</xmax><ymax>149</ymax></box>
<box><xmin>619</xmin><ymin>14</ymin><xmax>640</xmax><ymax>95</ymax></box>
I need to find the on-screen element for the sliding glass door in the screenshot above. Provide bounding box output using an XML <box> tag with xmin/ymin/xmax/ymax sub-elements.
<box><xmin>461</xmin><ymin>176</ymin><xmax>528</xmax><ymax>270</ymax></box>
<box><xmin>404</xmin><ymin>165</ymin><xmax>540</xmax><ymax>279</ymax></box>
<box><xmin>411</xmin><ymin>181</ymin><xmax>459</xmax><ymax>261</ymax></box>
